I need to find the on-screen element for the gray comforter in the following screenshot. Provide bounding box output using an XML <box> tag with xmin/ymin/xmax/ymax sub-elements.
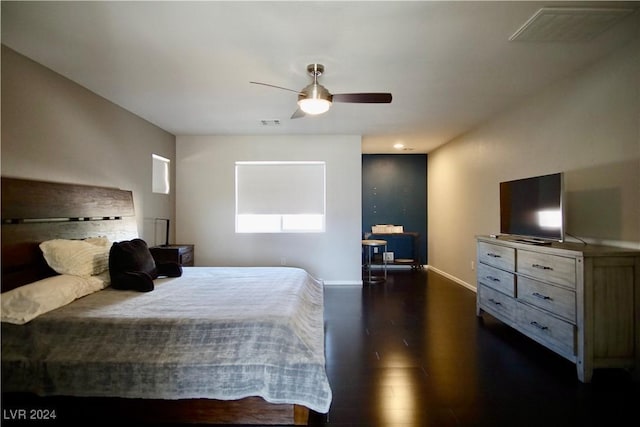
<box><xmin>1</xmin><ymin>267</ymin><xmax>332</xmax><ymax>413</ymax></box>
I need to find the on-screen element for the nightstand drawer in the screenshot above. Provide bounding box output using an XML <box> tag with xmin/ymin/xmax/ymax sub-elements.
<box><xmin>179</xmin><ymin>248</ymin><xmax>194</xmax><ymax>266</ymax></box>
<box><xmin>150</xmin><ymin>244</ymin><xmax>194</xmax><ymax>266</ymax></box>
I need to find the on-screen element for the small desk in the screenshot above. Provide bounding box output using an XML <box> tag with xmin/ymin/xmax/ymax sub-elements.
<box><xmin>363</xmin><ymin>232</ymin><xmax>422</xmax><ymax>269</ymax></box>
<box><xmin>362</xmin><ymin>239</ymin><xmax>387</xmax><ymax>284</ymax></box>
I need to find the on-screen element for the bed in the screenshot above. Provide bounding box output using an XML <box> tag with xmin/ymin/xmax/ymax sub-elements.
<box><xmin>1</xmin><ymin>177</ymin><xmax>332</xmax><ymax>425</ymax></box>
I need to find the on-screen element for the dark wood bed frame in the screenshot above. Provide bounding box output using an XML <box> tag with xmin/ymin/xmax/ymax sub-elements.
<box><xmin>1</xmin><ymin>176</ymin><xmax>310</xmax><ymax>425</ymax></box>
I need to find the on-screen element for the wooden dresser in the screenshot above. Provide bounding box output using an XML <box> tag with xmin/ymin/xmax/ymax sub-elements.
<box><xmin>476</xmin><ymin>235</ymin><xmax>639</xmax><ymax>382</ymax></box>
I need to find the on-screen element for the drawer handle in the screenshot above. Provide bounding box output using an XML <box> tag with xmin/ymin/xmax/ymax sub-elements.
<box><xmin>532</xmin><ymin>263</ymin><xmax>553</xmax><ymax>271</ymax></box>
<box><xmin>486</xmin><ymin>276</ymin><xmax>500</xmax><ymax>282</ymax></box>
<box><xmin>532</xmin><ymin>292</ymin><xmax>552</xmax><ymax>301</ymax></box>
<box><xmin>487</xmin><ymin>253</ymin><xmax>501</xmax><ymax>258</ymax></box>
<box><xmin>530</xmin><ymin>321</ymin><xmax>548</xmax><ymax>331</ymax></box>
<box><xmin>488</xmin><ymin>298</ymin><xmax>502</xmax><ymax>306</ymax></box>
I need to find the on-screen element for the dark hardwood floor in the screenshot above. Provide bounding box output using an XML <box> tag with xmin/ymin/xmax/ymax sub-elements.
<box><xmin>309</xmin><ymin>268</ymin><xmax>639</xmax><ymax>427</ymax></box>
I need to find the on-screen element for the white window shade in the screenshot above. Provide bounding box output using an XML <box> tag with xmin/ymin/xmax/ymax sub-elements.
<box><xmin>236</xmin><ymin>161</ymin><xmax>326</xmax><ymax>233</ymax></box>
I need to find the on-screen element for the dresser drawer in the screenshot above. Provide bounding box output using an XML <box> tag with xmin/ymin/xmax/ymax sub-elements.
<box><xmin>517</xmin><ymin>250</ymin><xmax>576</xmax><ymax>288</ymax></box>
<box><xmin>517</xmin><ymin>302</ymin><xmax>575</xmax><ymax>356</ymax></box>
<box><xmin>477</xmin><ymin>263</ymin><xmax>515</xmax><ymax>297</ymax></box>
<box><xmin>479</xmin><ymin>285</ymin><xmax>517</xmax><ymax>323</ymax></box>
<box><xmin>517</xmin><ymin>276</ymin><xmax>575</xmax><ymax>322</ymax></box>
<box><xmin>478</xmin><ymin>242</ymin><xmax>515</xmax><ymax>271</ymax></box>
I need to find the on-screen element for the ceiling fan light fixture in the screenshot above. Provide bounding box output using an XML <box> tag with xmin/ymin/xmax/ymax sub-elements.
<box><xmin>298</xmin><ymin>82</ymin><xmax>332</xmax><ymax>115</ymax></box>
<box><xmin>298</xmin><ymin>98</ymin><xmax>332</xmax><ymax>115</ymax></box>
<box><xmin>251</xmin><ymin>63</ymin><xmax>391</xmax><ymax>119</ymax></box>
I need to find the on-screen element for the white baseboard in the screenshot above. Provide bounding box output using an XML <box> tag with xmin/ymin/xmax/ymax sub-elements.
<box><xmin>323</xmin><ymin>280</ymin><xmax>363</xmax><ymax>286</ymax></box>
<box><xmin>426</xmin><ymin>265</ymin><xmax>476</xmax><ymax>293</ymax></box>
<box><xmin>321</xmin><ymin>266</ymin><xmax>477</xmax><ymax>290</ymax></box>
<box><xmin>365</xmin><ymin>264</ymin><xmax>425</xmax><ymax>270</ymax></box>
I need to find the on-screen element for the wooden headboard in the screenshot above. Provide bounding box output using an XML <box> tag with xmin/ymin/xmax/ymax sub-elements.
<box><xmin>1</xmin><ymin>177</ymin><xmax>138</xmax><ymax>292</ymax></box>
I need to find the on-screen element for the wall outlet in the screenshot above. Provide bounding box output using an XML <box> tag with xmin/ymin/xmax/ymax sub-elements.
<box><xmin>471</xmin><ymin>260</ymin><xmax>475</xmax><ymax>271</ymax></box>
<box><xmin>280</xmin><ymin>257</ymin><xmax>287</xmax><ymax>266</ymax></box>
<box><xmin>373</xmin><ymin>247</ymin><xmax>379</xmax><ymax>253</ymax></box>
<box><xmin>383</xmin><ymin>252</ymin><xmax>394</xmax><ymax>262</ymax></box>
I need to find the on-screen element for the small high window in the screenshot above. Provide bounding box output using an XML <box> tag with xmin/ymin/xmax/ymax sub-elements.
<box><xmin>152</xmin><ymin>154</ymin><xmax>170</xmax><ymax>194</ymax></box>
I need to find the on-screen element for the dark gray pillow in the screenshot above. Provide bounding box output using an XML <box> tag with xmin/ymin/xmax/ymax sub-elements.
<box><xmin>109</xmin><ymin>239</ymin><xmax>158</xmax><ymax>292</ymax></box>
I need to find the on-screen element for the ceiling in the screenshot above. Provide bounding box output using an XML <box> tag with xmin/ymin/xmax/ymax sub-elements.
<box><xmin>2</xmin><ymin>1</ymin><xmax>638</xmax><ymax>154</ymax></box>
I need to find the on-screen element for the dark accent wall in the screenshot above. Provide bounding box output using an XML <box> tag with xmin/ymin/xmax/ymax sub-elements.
<box><xmin>362</xmin><ymin>154</ymin><xmax>427</xmax><ymax>265</ymax></box>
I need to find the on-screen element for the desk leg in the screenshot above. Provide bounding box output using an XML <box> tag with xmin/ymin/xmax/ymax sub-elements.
<box><xmin>362</xmin><ymin>244</ymin><xmax>386</xmax><ymax>284</ymax></box>
<box><xmin>383</xmin><ymin>243</ymin><xmax>388</xmax><ymax>279</ymax></box>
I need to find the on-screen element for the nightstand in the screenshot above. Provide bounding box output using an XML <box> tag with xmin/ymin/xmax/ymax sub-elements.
<box><xmin>150</xmin><ymin>244</ymin><xmax>194</xmax><ymax>266</ymax></box>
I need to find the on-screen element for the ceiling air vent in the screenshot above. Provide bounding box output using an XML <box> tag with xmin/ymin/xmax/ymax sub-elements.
<box><xmin>260</xmin><ymin>119</ymin><xmax>281</xmax><ymax>126</ymax></box>
<box><xmin>509</xmin><ymin>7</ymin><xmax>634</xmax><ymax>42</ymax></box>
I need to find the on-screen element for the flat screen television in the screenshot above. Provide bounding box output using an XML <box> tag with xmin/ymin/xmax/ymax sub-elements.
<box><xmin>499</xmin><ymin>172</ymin><xmax>564</xmax><ymax>243</ymax></box>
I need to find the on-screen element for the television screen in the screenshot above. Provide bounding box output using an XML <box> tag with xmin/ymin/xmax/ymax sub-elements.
<box><xmin>500</xmin><ymin>172</ymin><xmax>564</xmax><ymax>242</ymax></box>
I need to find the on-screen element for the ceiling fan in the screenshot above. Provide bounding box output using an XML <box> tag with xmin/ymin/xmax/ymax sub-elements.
<box><xmin>250</xmin><ymin>64</ymin><xmax>392</xmax><ymax>119</ymax></box>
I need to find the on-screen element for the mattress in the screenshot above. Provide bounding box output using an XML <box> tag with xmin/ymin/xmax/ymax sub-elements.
<box><xmin>1</xmin><ymin>266</ymin><xmax>332</xmax><ymax>413</ymax></box>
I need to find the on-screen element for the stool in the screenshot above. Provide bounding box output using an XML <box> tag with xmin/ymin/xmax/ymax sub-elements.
<box><xmin>362</xmin><ymin>239</ymin><xmax>388</xmax><ymax>284</ymax></box>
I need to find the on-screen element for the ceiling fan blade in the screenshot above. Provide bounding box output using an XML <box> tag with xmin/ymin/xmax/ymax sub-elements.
<box><xmin>249</xmin><ymin>81</ymin><xmax>301</xmax><ymax>94</ymax></box>
<box><xmin>332</xmin><ymin>93</ymin><xmax>392</xmax><ymax>103</ymax></box>
<box><xmin>291</xmin><ymin>108</ymin><xmax>306</xmax><ymax>119</ymax></box>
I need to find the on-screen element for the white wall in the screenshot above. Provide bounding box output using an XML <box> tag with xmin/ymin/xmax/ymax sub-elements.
<box><xmin>176</xmin><ymin>135</ymin><xmax>362</xmax><ymax>284</ymax></box>
<box><xmin>428</xmin><ymin>36</ymin><xmax>640</xmax><ymax>290</ymax></box>
<box><xmin>1</xmin><ymin>46</ymin><xmax>177</xmax><ymax>243</ymax></box>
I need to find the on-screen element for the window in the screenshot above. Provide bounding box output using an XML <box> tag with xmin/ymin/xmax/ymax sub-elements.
<box><xmin>235</xmin><ymin>161</ymin><xmax>326</xmax><ymax>233</ymax></box>
<box><xmin>152</xmin><ymin>154</ymin><xmax>170</xmax><ymax>194</ymax></box>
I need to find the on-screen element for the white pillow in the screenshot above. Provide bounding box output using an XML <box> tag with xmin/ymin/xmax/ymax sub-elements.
<box><xmin>0</xmin><ymin>275</ymin><xmax>102</xmax><ymax>325</ymax></box>
<box><xmin>39</xmin><ymin>238</ymin><xmax>111</xmax><ymax>277</ymax></box>
<box><xmin>87</xmin><ymin>270</ymin><xmax>111</xmax><ymax>290</ymax></box>
<box><xmin>83</xmin><ymin>236</ymin><xmax>111</xmax><ymax>247</ymax></box>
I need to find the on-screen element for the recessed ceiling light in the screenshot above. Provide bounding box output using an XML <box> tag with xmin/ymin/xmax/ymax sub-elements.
<box><xmin>393</xmin><ymin>143</ymin><xmax>404</xmax><ymax>149</ymax></box>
